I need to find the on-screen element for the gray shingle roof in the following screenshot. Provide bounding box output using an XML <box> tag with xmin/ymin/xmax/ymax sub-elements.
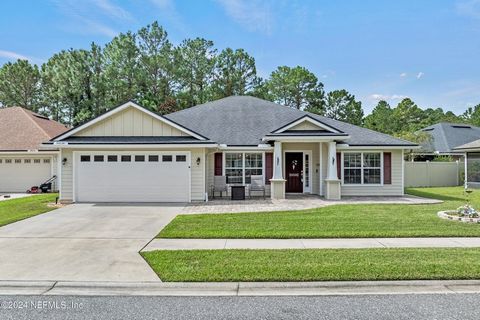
<box><xmin>454</xmin><ymin>139</ymin><xmax>480</xmax><ymax>150</ymax></box>
<box><xmin>418</xmin><ymin>122</ymin><xmax>480</xmax><ymax>153</ymax></box>
<box><xmin>165</xmin><ymin>96</ymin><xmax>417</xmax><ymax>147</ymax></box>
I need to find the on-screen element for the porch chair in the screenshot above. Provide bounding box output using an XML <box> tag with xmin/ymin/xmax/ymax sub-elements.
<box><xmin>211</xmin><ymin>175</ymin><xmax>228</xmax><ymax>199</ymax></box>
<box><xmin>249</xmin><ymin>175</ymin><xmax>266</xmax><ymax>199</ymax></box>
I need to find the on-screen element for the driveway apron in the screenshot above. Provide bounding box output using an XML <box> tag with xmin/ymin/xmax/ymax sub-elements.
<box><xmin>0</xmin><ymin>203</ymin><xmax>182</xmax><ymax>282</ymax></box>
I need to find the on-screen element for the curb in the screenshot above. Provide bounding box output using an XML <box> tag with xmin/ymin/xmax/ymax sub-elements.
<box><xmin>1</xmin><ymin>280</ymin><xmax>480</xmax><ymax>296</ymax></box>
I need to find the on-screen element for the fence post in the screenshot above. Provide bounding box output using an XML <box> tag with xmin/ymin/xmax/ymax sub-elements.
<box><xmin>426</xmin><ymin>160</ymin><xmax>430</xmax><ymax>187</ymax></box>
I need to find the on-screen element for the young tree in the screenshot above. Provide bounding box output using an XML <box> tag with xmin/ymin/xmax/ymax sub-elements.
<box><xmin>364</xmin><ymin>100</ymin><xmax>393</xmax><ymax>134</ymax></box>
<box><xmin>266</xmin><ymin>66</ymin><xmax>324</xmax><ymax>111</ymax></box>
<box><xmin>0</xmin><ymin>59</ymin><xmax>41</xmax><ymax>111</ymax></box>
<box><xmin>174</xmin><ymin>38</ymin><xmax>216</xmax><ymax>108</ymax></box>
<box><xmin>212</xmin><ymin>48</ymin><xmax>257</xmax><ymax>98</ymax></box>
<box><xmin>324</xmin><ymin>89</ymin><xmax>364</xmax><ymax>125</ymax></box>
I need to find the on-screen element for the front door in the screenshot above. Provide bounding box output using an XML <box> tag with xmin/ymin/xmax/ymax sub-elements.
<box><xmin>285</xmin><ymin>152</ymin><xmax>303</xmax><ymax>193</ymax></box>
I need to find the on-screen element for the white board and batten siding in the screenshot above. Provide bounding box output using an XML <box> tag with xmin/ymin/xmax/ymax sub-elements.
<box><xmin>76</xmin><ymin>107</ymin><xmax>188</xmax><ymax>137</ymax></box>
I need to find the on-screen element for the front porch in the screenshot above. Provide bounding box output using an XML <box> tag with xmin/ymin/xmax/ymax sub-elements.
<box><xmin>270</xmin><ymin>140</ymin><xmax>342</xmax><ymax>200</ymax></box>
<box><xmin>184</xmin><ymin>194</ymin><xmax>441</xmax><ymax>214</ymax></box>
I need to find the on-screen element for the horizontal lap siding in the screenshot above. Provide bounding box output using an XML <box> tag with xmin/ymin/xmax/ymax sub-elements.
<box><xmin>341</xmin><ymin>149</ymin><xmax>403</xmax><ymax>196</ymax></box>
<box><xmin>190</xmin><ymin>148</ymin><xmax>205</xmax><ymax>201</ymax></box>
<box><xmin>60</xmin><ymin>149</ymin><xmax>73</xmax><ymax>201</ymax></box>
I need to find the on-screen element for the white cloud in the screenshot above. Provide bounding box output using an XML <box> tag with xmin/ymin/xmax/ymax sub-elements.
<box><xmin>215</xmin><ymin>0</ymin><xmax>274</xmax><ymax>35</ymax></box>
<box><xmin>50</xmin><ymin>0</ymin><xmax>129</xmax><ymax>37</ymax></box>
<box><xmin>370</xmin><ymin>94</ymin><xmax>408</xmax><ymax>101</ymax></box>
<box><xmin>400</xmin><ymin>72</ymin><xmax>407</xmax><ymax>77</ymax></box>
<box><xmin>416</xmin><ymin>72</ymin><xmax>425</xmax><ymax>79</ymax></box>
<box><xmin>0</xmin><ymin>50</ymin><xmax>31</xmax><ymax>61</ymax></box>
<box><xmin>91</xmin><ymin>0</ymin><xmax>134</xmax><ymax>20</ymax></box>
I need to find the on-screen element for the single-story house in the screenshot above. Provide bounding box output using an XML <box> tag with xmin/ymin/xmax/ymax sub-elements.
<box><xmin>0</xmin><ymin>107</ymin><xmax>68</xmax><ymax>192</ymax></box>
<box><xmin>44</xmin><ymin>96</ymin><xmax>418</xmax><ymax>203</ymax></box>
<box><xmin>414</xmin><ymin>122</ymin><xmax>480</xmax><ymax>160</ymax></box>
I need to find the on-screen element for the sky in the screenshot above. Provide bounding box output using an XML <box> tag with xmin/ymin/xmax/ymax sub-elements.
<box><xmin>1</xmin><ymin>0</ymin><xmax>480</xmax><ymax>115</ymax></box>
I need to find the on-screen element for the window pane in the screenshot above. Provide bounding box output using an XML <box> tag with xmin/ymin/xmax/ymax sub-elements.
<box><xmin>344</xmin><ymin>153</ymin><xmax>361</xmax><ymax>168</ymax></box>
<box><xmin>225</xmin><ymin>153</ymin><xmax>243</xmax><ymax>168</ymax></box>
<box><xmin>121</xmin><ymin>155</ymin><xmax>131</xmax><ymax>162</ymax></box>
<box><xmin>245</xmin><ymin>153</ymin><xmax>262</xmax><ymax>168</ymax></box>
<box><xmin>107</xmin><ymin>155</ymin><xmax>118</xmax><ymax>162</ymax></box>
<box><xmin>162</xmin><ymin>155</ymin><xmax>172</xmax><ymax>162</ymax></box>
<box><xmin>344</xmin><ymin>168</ymin><xmax>361</xmax><ymax>184</ymax></box>
<box><xmin>363</xmin><ymin>153</ymin><xmax>381</xmax><ymax>167</ymax></box>
<box><xmin>226</xmin><ymin>169</ymin><xmax>243</xmax><ymax>184</ymax></box>
<box><xmin>148</xmin><ymin>155</ymin><xmax>159</xmax><ymax>162</ymax></box>
<box><xmin>135</xmin><ymin>155</ymin><xmax>145</xmax><ymax>162</ymax></box>
<box><xmin>176</xmin><ymin>155</ymin><xmax>186</xmax><ymax>162</ymax></box>
<box><xmin>34</xmin><ymin>159</ymin><xmax>41</xmax><ymax>164</ymax></box>
<box><xmin>24</xmin><ymin>159</ymin><xmax>31</xmax><ymax>164</ymax></box>
<box><xmin>364</xmin><ymin>168</ymin><xmax>381</xmax><ymax>184</ymax></box>
<box><xmin>94</xmin><ymin>155</ymin><xmax>104</xmax><ymax>162</ymax></box>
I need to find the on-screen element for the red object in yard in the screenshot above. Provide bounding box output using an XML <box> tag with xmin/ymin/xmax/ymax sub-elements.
<box><xmin>26</xmin><ymin>186</ymin><xmax>41</xmax><ymax>194</ymax></box>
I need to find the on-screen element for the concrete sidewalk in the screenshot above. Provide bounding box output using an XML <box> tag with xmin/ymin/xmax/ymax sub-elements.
<box><xmin>143</xmin><ymin>237</ymin><xmax>480</xmax><ymax>251</ymax></box>
<box><xmin>2</xmin><ymin>280</ymin><xmax>480</xmax><ymax>296</ymax></box>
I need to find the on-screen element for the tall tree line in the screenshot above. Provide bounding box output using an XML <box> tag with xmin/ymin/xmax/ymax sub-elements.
<box><xmin>0</xmin><ymin>21</ymin><xmax>364</xmax><ymax>127</ymax></box>
<box><xmin>0</xmin><ymin>20</ymin><xmax>474</xmax><ymax>135</ymax></box>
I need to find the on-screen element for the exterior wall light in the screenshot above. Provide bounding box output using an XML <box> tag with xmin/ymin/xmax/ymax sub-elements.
<box><xmin>62</xmin><ymin>158</ymin><xmax>67</xmax><ymax>166</ymax></box>
<box><xmin>196</xmin><ymin>157</ymin><xmax>201</xmax><ymax>165</ymax></box>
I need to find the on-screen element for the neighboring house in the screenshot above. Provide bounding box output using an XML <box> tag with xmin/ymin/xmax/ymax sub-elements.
<box><xmin>454</xmin><ymin>139</ymin><xmax>480</xmax><ymax>188</ymax></box>
<box><xmin>414</xmin><ymin>122</ymin><xmax>480</xmax><ymax>160</ymax></box>
<box><xmin>0</xmin><ymin>107</ymin><xmax>68</xmax><ymax>192</ymax></box>
<box><xmin>44</xmin><ymin>96</ymin><xmax>417</xmax><ymax>203</ymax></box>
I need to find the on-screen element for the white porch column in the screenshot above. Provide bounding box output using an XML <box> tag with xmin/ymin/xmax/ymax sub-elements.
<box><xmin>270</xmin><ymin>141</ymin><xmax>286</xmax><ymax>200</ymax></box>
<box><xmin>326</xmin><ymin>141</ymin><xmax>338</xmax><ymax>180</ymax></box>
<box><xmin>273</xmin><ymin>141</ymin><xmax>283</xmax><ymax>179</ymax></box>
<box><xmin>325</xmin><ymin>141</ymin><xmax>341</xmax><ymax>200</ymax></box>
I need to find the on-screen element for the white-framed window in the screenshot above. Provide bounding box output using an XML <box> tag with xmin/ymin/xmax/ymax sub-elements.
<box><xmin>225</xmin><ymin>153</ymin><xmax>243</xmax><ymax>184</ymax></box>
<box><xmin>343</xmin><ymin>152</ymin><xmax>382</xmax><ymax>185</ymax></box>
<box><xmin>224</xmin><ymin>152</ymin><xmax>264</xmax><ymax>185</ymax></box>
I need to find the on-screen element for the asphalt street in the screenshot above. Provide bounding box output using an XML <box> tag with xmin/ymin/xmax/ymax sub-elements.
<box><xmin>1</xmin><ymin>293</ymin><xmax>479</xmax><ymax>320</ymax></box>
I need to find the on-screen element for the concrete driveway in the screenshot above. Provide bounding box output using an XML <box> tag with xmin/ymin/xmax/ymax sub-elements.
<box><xmin>0</xmin><ymin>203</ymin><xmax>182</xmax><ymax>282</ymax></box>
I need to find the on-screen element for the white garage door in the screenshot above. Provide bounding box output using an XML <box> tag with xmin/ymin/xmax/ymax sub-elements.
<box><xmin>0</xmin><ymin>157</ymin><xmax>52</xmax><ymax>192</ymax></box>
<box><xmin>75</xmin><ymin>152</ymin><xmax>190</xmax><ymax>202</ymax></box>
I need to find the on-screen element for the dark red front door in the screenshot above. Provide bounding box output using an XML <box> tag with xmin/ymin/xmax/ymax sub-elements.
<box><xmin>285</xmin><ymin>152</ymin><xmax>303</xmax><ymax>193</ymax></box>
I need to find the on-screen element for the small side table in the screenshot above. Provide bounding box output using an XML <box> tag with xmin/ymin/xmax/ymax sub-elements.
<box><xmin>231</xmin><ymin>185</ymin><xmax>246</xmax><ymax>200</ymax></box>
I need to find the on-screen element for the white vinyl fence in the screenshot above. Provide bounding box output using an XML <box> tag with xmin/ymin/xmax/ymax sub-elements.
<box><xmin>404</xmin><ymin>161</ymin><xmax>463</xmax><ymax>187</ymax></box>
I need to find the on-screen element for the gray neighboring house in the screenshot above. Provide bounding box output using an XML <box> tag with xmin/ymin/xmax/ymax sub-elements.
<box><xmin>44</xmin><ymin>96</ymin><xmax>418</xmax><ymax>203</ymax></box>
<box><xmin>416</xmin><ymin>122</ymin><xmax>480</xmax><ymax>159</ymax></box>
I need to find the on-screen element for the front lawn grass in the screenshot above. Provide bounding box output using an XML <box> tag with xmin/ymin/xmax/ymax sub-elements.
<box><xmin>159</xmin><ymin>187</ymin><xmax>480</xmax><ymax>238</ymax></box>
<box><xmin>142</xmin><ymin>248</ymin><xmax>480</xmax><ymax>282</ymax></box>
<box><xmin>0</xmin><ymin>194</ymin><xmax>58</xmax><ymax>227</ymax></box>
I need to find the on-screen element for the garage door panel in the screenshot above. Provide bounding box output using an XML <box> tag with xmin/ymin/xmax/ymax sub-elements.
<box><xmin>0</xmin><ymin>158</ymin><xmax>52</xmax><ymax>192</ymax></box>
<box><xmin>75</xmin><ymin>153</ymin><xmax>190</xmax><ymax>202</ymax></box>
